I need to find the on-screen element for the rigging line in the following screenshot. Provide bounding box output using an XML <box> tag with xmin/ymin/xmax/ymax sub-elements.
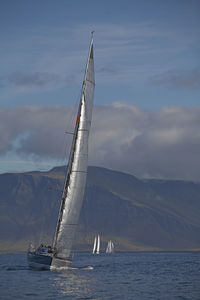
<box><xmin>54</xmin><ymin>85</ymin><xmax>87</xmax><ymax>246</ymax></box>
<box><xmin>58</xmin><ymin>105</ymin><xmax>76</xmax><ymax>167</ymax></box>
<box><xmin>55</xmin><ymin>81</ymin><xmax>82</xmax><ymax>171</ymax></box>
<box><xmin>53</xmin><ymin>100</ymin><xmax>82</xmax><ymax>249</ymax></box>
<box><xmin>59</xmin><ymin>83</ymin><xmax>82</xmax><ymax>167</ymax></box>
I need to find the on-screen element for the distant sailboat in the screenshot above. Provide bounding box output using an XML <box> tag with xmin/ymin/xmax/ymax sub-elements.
<box><xmin>93</xmin><ymin>234</ymin><xmax>100</xmax><ymax>254</ymax></box>
<box><xmin>97</xmin><ymin>234</ymin><xmax>100</xmax><ymax>254</ymax></box>
<box><xmin>92</xmin><ymin>236</ymin><xmax>97</xmax><ymax>254</ymax></box>
<box><xmin>106</xmin><ymin>240</ymin><xmax>114</xmax><ymax>254</ymax></box>
<box><xmin>27</xmin><ymin>34</ymin><xmax>95</xmax><ymax>269</ymax></box>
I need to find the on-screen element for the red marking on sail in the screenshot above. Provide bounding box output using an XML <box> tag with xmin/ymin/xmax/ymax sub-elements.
<box><xmin>76</xmin><ymin>115</ymin><xmax>79</xmax><ymax>126</ymax></box>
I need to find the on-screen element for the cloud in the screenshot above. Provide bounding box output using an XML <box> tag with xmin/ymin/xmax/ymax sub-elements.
<box><xmin>8</xmin><ymin>72</ymin><xmax>60</xmax><ymax>87</ymax></box>
<box><xmin>0</xmin><ymin>72</ymin><xmax>76</xmax><ymax>90</ymax></box>
<box><xmin>0</xmin><ymin>103</ymin><xmax>200</xmax><ymax>181</ymax></box>
<box><xmin>2</xmin><ymin>21</ymin><xmax>198</xmax><ymax>93</ymax></box>
<box><xmin>151</xmin><ymin>68</ymin><xmax>200</xmax><ymax>89</ymax></box>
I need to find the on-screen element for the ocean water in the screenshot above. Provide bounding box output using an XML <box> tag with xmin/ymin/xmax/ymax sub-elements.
<box><xmin>0</xmin><ymin>252</ymin><xmax>200</xmax><ymax>300</ymax></box>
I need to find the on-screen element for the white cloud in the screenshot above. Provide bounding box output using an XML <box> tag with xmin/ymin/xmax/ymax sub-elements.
<box><xmin>0</xmin><ymin>103</ymin><xmax>200</xmax><ymax>181</ymax></box>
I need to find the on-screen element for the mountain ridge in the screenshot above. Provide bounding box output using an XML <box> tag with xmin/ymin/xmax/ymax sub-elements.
<box><xmin>0</xmin><ymin>166</ymin><xmax>200</xmax><ymax>252</ymax></box>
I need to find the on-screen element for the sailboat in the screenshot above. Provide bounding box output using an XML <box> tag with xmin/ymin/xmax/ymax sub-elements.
<box><xmin>92</xmin><ymin>234</ymin><xmax>100</xmax><ymax>254</ymax></box>
<box><xmin>27</xmin><ymin>34</ymin><xmax>95</xmax><ymax>269</ymax></box>
<box><xmin>92</xmin><ymin>236</ymin><xmax>97</xmax><ymax>254</ymax></box>
<box><xmin>106</xmin><ymin>240</ymin><xmax>114</xmax><ymax>254</ymax></box>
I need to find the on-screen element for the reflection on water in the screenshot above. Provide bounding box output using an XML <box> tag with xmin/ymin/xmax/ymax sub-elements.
<box><xmin>1</xmin><ymin>252</ymin><xmax>200</xmax><ymax>300</ymax></box>
<box><xmin>51</xmin><ymin>267</ymin><xmax>96</xmax><ymax>299</ymax></box>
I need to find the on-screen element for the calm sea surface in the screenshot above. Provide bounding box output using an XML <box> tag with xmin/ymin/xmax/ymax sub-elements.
<box><xmin>0</xmin><ymin>252</ymin><xmax>200</xmax><ymax>300</ymax></box>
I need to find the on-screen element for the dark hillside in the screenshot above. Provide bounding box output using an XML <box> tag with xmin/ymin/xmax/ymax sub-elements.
<box><xmin>0</xmin><ymin>166</ymin><xmax>200</xmax><ymax>252</ymax></box>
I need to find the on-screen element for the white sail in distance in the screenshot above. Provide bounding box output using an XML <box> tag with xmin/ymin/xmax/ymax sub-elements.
<box><xmin>92</xmin><ymin>234</ymin><xmax>100</xmax><ymax>254</ymax></box>
<box><xmin>51</xmin><ymin>37</ymin><xmax>95</xmax><ymax>267</ymax></box>
<box><xmin>96</xmin><ymin>235</ymin><xmax>100</xmax><ymax>254</ymax></box>
<box><xmin>106</xmin><ymin>240</ymin><xmax>114</xmax><ymax>253</ymax></box>
<box><xmin>92</xmin><ymin>236</ymin><xmax>97</xmax><ymax>254</ymax></box>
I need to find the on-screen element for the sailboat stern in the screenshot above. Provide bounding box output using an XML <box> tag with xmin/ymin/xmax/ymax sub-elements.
<box><xmin>51</xmin><ymin>256</ymin><xmax>72</xmax><ymax>269</ymax></box>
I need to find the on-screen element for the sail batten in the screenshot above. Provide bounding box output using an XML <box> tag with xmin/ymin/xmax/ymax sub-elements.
<box><xmin>51</xmin><ymin>37</ymin><xmax>95</xmax><ymax>265</ymax></box>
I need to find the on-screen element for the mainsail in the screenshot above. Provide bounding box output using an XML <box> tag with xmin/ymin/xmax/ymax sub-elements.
<box><xmin>96</xmin><ymin>234</ymin><xmax>100</xmax><ymax>254</ymax></box>
<box><xmin>92</xmin><ymin>236</ymin><xmax>97</xmax><ymax>254</ymax></box>
<box><xmin>51</xmin><ymin>37</ymin><xmax>95</xmax><ymax>267</ymax></box>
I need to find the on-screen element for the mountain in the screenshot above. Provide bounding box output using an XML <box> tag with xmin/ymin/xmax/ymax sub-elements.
<box><xmin>0</xmin><ymin>166</ymin><xmax>200</xmax><ymax>252</ymax></box>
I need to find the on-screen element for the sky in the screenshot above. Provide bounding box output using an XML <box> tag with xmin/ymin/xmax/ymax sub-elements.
<box><xmin>0</xmin><ymin>0</ymin><xmax>200</xmax><ymax>181</ymax></box>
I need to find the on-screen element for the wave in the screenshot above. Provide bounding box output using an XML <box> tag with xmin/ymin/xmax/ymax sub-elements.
<box><xmin>4</xmin><ymin>265</ymin><xmax>28</xmax><ymax>271</ymax></box>
<box><xmin>50</xmin><ymin>265</ymin><xmax>94</xmax><ymax>271</ymax></box>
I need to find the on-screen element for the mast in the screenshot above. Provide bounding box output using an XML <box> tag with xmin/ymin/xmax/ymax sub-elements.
<box><xmin>52</xmin><ymin>35</ymin><xmax>95</xmax><ymax>265</ymax></box>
